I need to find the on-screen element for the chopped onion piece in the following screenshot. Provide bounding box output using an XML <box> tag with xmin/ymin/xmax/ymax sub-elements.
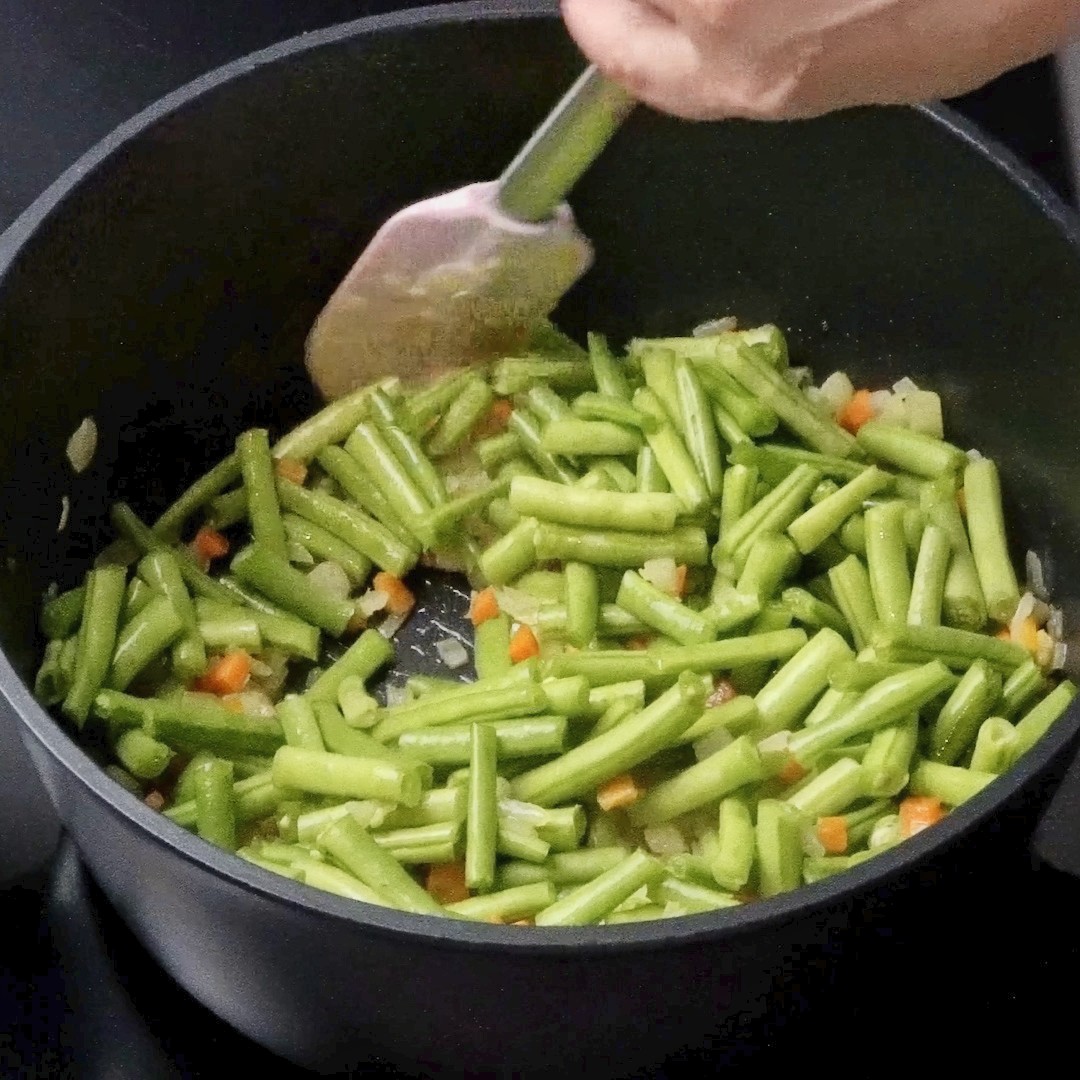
<box><xmin>225</xmin><ymin>690</ymin><xmax>276</xmax><ymax>718</ymax></box>
<box><xmin>66</xmin><ymin>416</ymin><xmax>98</xmax><ymax>474</ymax></box>
<box><xmin>358</xmin><ymin>589</ymin><xmax>390</xmax><ymax>617</ymax></box>
<box><xmin>803</xmin><ymin>386</ymin><xmax>833</xmax><ymax>417</ymax></box>
<box><xmin>249</xmin><ymin>657</ymin><xmax>275</xmax><ymax>679</ymax></box>
<box><xmin>877</xmin><ymin>394</ymin><xmax>908</xmax><ymax>426</ymax></box>
<box><xmin>692</xmin><ymin>727</ymin><xmax>734</xmax><ymax>762</ymax></box>
<box><xmin>1048</xmin><ymin>606</ymin><xmax>1065</xmax><ymax>640</ymax></box>
<box><xmin>818</xmin><ymin>371</ymin><xmax>854</xmax><ymax>413</ymax></box>
<box><xmin>784</xmin><ymin>366</ymin><xmax>813</xmax><ymax>388</ymax></box>
<box><xmin>643</xmin><ymin>824</ymin><xmax>688</xmax><ymax>857</ymax></box>
<box><xmin>306</xmin><ymin>561</ymin><xmax>351</xmax><ymax>601</ymax></box>
<box><xmin>692</xmin><ymin>315</ymin><xmax>737</xmax><ymax>337</ymax></box>
<box><xmin>892</xmin><ymin>376</ymin><xmax>920</xmax><ymax>395</ymax></box>
<box><xmin>380</xmin><ymin>611</ymin><xmax>408</xmax><ymax>639</ymax></box>
<box><xmin>965</xmin><ymin>448</ymin><xmax>984</xmax><ymax>462</ymax></box>
<box><xmin>757</xmin><ymin>730</ymin><xmax>791</xmax><ymax>755</ymax></box>
<box><xmin>1026</xmin><ymin>550</ymin><xmax>1047</xmax><ymax>600</ymax></box>
<box><xmin>436</xmin><ymin>636</ymin><xmax>470</xmax><ymax>669</ymax></box>
<box><xmin>493</xmin><ymin>586</ymin><xmax>543</xmax><ymax>625</ymax></box>
<box><xmin>801</xmin><ymin>823</ymin><xmax>826</xmax><ymax>859</ymax></box>
<box><xmin>385</xmin><ymin>683</ymin><xmax>408</xmax><ymax>707</ymax></box>
<box><xmin>57</xmin><ymin>495</ymin><xmax>70</xmax><ymax>533</ymax></box>
<box><xmin>1053</xmin><ymin>642</ymin><xmax>1068</xmax><ymax>671</ymax></box>
<box><xmin>869</xmin><ymin>389</ymin><xmax>893</xmax><ymax>416</ymax></box>
<box><xmin>1010</xmin><ymin>592</ymin><xmax>1036</xmax><ymax>640</ymax></box>
<box><xmin>903</xmin><ymin>391</ymin><xmax>944</xmax><ymax>438</ymax></box>
<box><xmin>642</xmin><ymin>557</ymin><xmax>679</xmax><ymax>595</ymax></box>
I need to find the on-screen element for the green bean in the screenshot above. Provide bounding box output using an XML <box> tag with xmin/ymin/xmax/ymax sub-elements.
<box><xmin>728</xmin><ymin>442</ymin><xmax>865</xmax><ymax>486</ymax></box>
<box><xmin>679</xmin><ymin>696</ymin><xmax>760</xmax><ymax>744</ymax></box>
<box><xmin>653</xmin><ymin>877</ymin><xmax>740</xmax><ymax>912</ymax></box>
<box><xmin>346</xmin><ymin>422</ymin><xmax>431</xmax><ymax>535</ymax></box>
<box><xmin>512</xmin><ymin>672</ymin><xmax>707</xmax><ymax>806</ymax></box>
<box><xmin>779</xmin><ymin>586</ymin><xmax>849</xmax><ymax>638</ymax></box>
<box><xmin>114</xmin><ymin>727</ymin><xmax>173</xmax><ymax>780</ymax></box>
<box><xmin>494</xmin><ymin>822</ymin><xmax>551</xmax><ymax>863</ymax></box>
<box><xmin>840</xmin><ymin>799</ymin><xmax>894</xmax><ymax>847</ymax></box>
<box><xmin>63</xmin><ymin>566</ymin><xmax>127</xmax><ymax>725</ymax></box>
<box><xmin>674</xmin><ymin>357</ymin><xmax>724</xmax><ymax>498</ymax></box>
<box><xmin>788</xmin><ymin>661</ymin><xmax>954</xmax><ymax>766</ymax></box>
<box><xmin>906</xmin><ymin>523</ymin><xmax>951</xmax><ymax>628</ymax></box>
<box><xmin>638</xmin><ymin>349</ymin><xmax>683</xmax><ymax>427</ymax></box>
<box><xmin>150</xmin><ymin>694</ymin><xmax>283</xmax><ymax>756</ymax></box>
<box><xmin>587</xmin><ymin>332</ymin><xmax>632</xmax><ymax>400</ymax></box>
<box><xmin>969</xmin><ymin>717</ymin><xmax>1018</xmax><ymax>774</ymax></box>
<box><xmin>473</xmin><ymin>612</ymin><xmax>511</xmax><ymax>680</ymax></box>
<box><xmin>534</xmin><ymin>849</ymin><xmax>665</xmax><ymax>926</ymax></box>
<box><xmin>635</xmin><ymin>445</ymin><xmax>670</xmax><ymax>494</ymax></box>
<box><xmin>534</xmin><ymin>522</ymin><xmax>709</xmax><ymax>569</ymax></box>
<box><xmin>550</xmin><ymin>561</ymin><xmax>596</xmax><ymax>649</ymax></box>
<box><xmin>294</xmin><ymin>856</ymin><xmax>387</xmax><ymax>906</ymax></box>
<box><xmin>827</xmin><ymin>555</ymin><xmax>878</xmax><ymax>651</ymax></box>
<box><xmin>297</xmin><ymin>801</ymin><xmax>391</xmax><ymax>845</ymax></box>
<box><xmin>275</xmin><ymin>478</ymin><xmax>415</xmax><ymax>578</ymax></box>
<box><xmin>870</xmin><ymin>623</ymin><xmax>1029</xmax><ymax>671</ymax></box>
<box><xmin>719</xmin><ymin>464</ymin><xmax>758</xmax><ymax>541</ymax></box>
<box><xmin>314</xmin><ymin>444</ymin><xmax>415</xmax><ymax>547</ymax></box>
<box><xmin>120</xmin><ymin>579</ymin><xmax>157</xmax><ymax>622</ymax></box>
<box><xmin>838</xmin><ymin>514</ymin><xmax>866</xmax><ymax>555</ymax></box>
<box><xmin>572</xmin><ymin>391</ymin><xmax>654</xmax><ymax>433</ymax></box>
<box><xmin>692</xmin><ymin>362</ymin><xmax>779</xmax><ymax>438</ymax></box>
<box><xmin>108</xmin><ymin>596</ymin><xmax>185</xmax><ymax>691</ymax></box>
<box><xmin>281</xmin><ymin>515</ymin><xmax>372</xmax><ymax>587</ymax></box>
<box><xmin>864</xmin><ymin>502</ymin><xmax>912</xmax><ymax>627</ymax></box>
<box><xmin>784</xmin><ymin>757</ymin><xmax>866</xmax><ymax>816</ymax></box>
<box><xmin>755</xmin><ymin>799</ymin><xmax>806</xmax><ymax>898</ymax></box>
<box><xmin>861</xmin><ymin>717</ymin><xmax>919</xmax><ymax>797</ymax></box>
<box><xmin>316</xmin><ymin>816</ymin><xmax>444</xmax><ymax>915</ymax></box>
<box><xmin>786</xmin><ymin>466</ymin><xmax>890</xmax><ymax>554</ymax></box>
<box><xmin>963</xmin><ymin>458</ymin><xmax>1021</xmax><ymax>623</ymax></box>
<box><xmin>403</xmin><ymin>370</ymin><xmax>473</xmax><ymax>432</ymax></box>
<box><xmin>398</xmin><ymin>716</ymin><xmax>567</xmax><ymax>765</ymax></box>
<box><xmin>735</xmin><ymin>533</ymin><xmax>800</xmax><ymax>603</ymax></box>
<box><xmin>338</xmin><ymin>674</ymin><xmax>382</xmax><ymax>723</ymax></box>
<box><xmin>1010</xmin><ymin>681</ymin><xmax>1078</xmax><ymax>764</ymax></box>
<box><xmin>313</xmin><ymin>704</ymin><xmax>428</xmax><ymax>787</ymax></box>
<box><xmin>447</xmin><ymin>881</ymin><xmax>558</xmax><ymax>922</ymax></box>
<box><xmin>712</xmin><ymin>795</ymin><xmax>755</xmax><ymax>891</ymax></box>
<box><xmin>367</xmin><ymin>388</ymin><xmax>448</xmax><ymax>506</ymax></box>
<box><xmin>495</xmin><ymin>846</ymin><xmax>631</xmax><ymax>889</ymax></box>
<box><xmin>802</xmin><ymin>850</ymin><xmax>879</xmax><ymax>883</ymax></box>
<box><xmin>197</xmin><ymin>607</ymin><xmax>262</xmax><ymax>652</ymax></box>
<box><xmin>138</xmin><ymin>550</ymin><xmax>207</xmax><ymax>679</ymax></box>
<box><xmin>596</xmin><ymin>458</ymin><xmax>638</xmax><ymax>493</ymax></box>
<box><xmin>522</xmin><ymin>383</ymin><xmax>573</xmax><ymax>426</ymax></box>
<box><xmin>717</xmin><ymin>344</ymin><xmax>856</xmax><ymax>457</ymax></box>
<box><xmin>372</xmin><ymin>679</ymin><xmax>548</xmax><ymax>742</ymax></box>
<box><xmin>652</xmin><ymin>628</ymin><xmax>809</xmax><ymax>680</ymax></box>
<box><xmin>413</xmin><ymin>479</ymin><xmax>509</xmax><ymax>549</ymax></box>
<box><xmin>633</xmin><ymin>387</ymin><xmax>710</xmax><ymax>513</ymax></box>
<box><xmin>507</xmin><ymin>408</ymin><xmax>577</xmax><ymax>484</ymax></box>
<box><xmin>711</xmin><ymin>401</ymin><xmax>751</xmax><ymax>449</ymax></box>
<box><xmin>276</xmin><ymin>695</ymin><xmax>326</xmax><ymax>752</ymax></box>
<box><xmin>462</xmin><ymin>723</ymin><xmax>499</xmax><ymax>892</ymax></box>
<box><xmin>486</xmin><ymin>497</ymin><xmax>521</xmax><ymax>534</ymax></box>
<box><xmin>269</xmin><ymin>386</ymin><xmax>373</xmax><ymax>462</ymax></box>
<box><xmin>499</xmin><ymin>801</ymin><xmax>586</xmax><ymax>852</ymax></box>
<box><xmin>196</xmin><ymin>599</ymin><xmax>319</xmax><ymax>660</ymax></box>
<box><xmin>193</xmin><ymin>758</ymin><xmax>237</xmax><ymax>850</ymax></box>
<box><xmin>603</xmin><ymin>905</ymin><xmax>669</xmax><ymax>924</ymax></box>
<box><xmin>630</xmin><ymin>735</ymin><xmax>765</xmax><ymax>825</ymax></box>
<box><xmin>381</xmin><ymin>786</ymin><xmax>468</xmax><ymax>830</ymax></box>
<box><xmin>754</xmin><ymin>628</ymin><xmax>855</xmax><ymax>737</ymax></box>
<box><xmin>855</xmin><ymin>421</ymin><xmax>966</xmax><ymax>478</ymax></box>
<box><xmin>476</xmin><ymin>432</ymin><xmax>524</xmax><ymax>473</ymax></box>
<box><xmin>33</xmin><ymin>639</ymin><xmax>68</xmax><ymax>706</ymax></box>
<box><xmin>541</xmin><ymin>418</ymin><xmax>642</xmax><ymax>457</ymax></box>
<box><xmin>205</xmin><ymin>487</ymin><xmax>246</xmax><ymax>530</ymax></box>
<box><xmin>827</xmin><ymin>660</ymin><xmax>919</xmax><ymax>692</ymax></box>
<box><xmin>919</xmin><ymin>479</ymin><xmax>987</xmax><ymax>631</ymax></box>
<box><xmin>909</xmin><ymin>760</ymin><xmax>995</xmax><ymax>806</ymax></box>
<box><xmin>716</xmin><ymin>465</ymin><xmax>821</xmax><ymax>566</ymax></box>
<box><xmin>423</xmin><ymin>376</ymin><xmax>494</xmax><ymax>457</ymax></box>
<box><xmin>509</xmin><ymin>475</ymin><xmax>681</xmax><ymax>534</ymax></box>
<box><xmin>41</xmin><ymin>585</ymin><xmax>86</xmax><ymax>640</ymax></box>
<box><xmin>700</xmin><ymin>587</ymin><xmax>761</xmax><ymax>634</ymax></box>
<box><xmin>152</xmin><ymin>454</ymin><xmax>242</xmax><ymax>540</ymax></box>
<box><xmin>214</xmin><ymin>576</ymin><xmax>286</xmax><ymax>616</ymax></box>
<box><xmin>616</xmin><ymin>570</ymin><xmax>716</xmax><ymax>646</ymax></box>
<box><xmin>236</xmin><ymin>429</ymin><xmax>288</xmax><ymax>559</ymax></box>
<box><xmin>231</xmin><ymin>545</ymin><xmax>352</xmax><ymax>635</ymax></box>
<box><xmin>810</xmin><ymin>479</ymin><xmax>841</xmax><ymax>505</ymax></box>
<box><xmin>540</xmin><ymin>676</ymin><xmax>590</xmax><ymax>718</ymax></box>
<box><xmin>479</xmin><ymin>517</ymin><xmax>538</xmax><ymax>585</ymax></box>
<box><xmin>272</xmin><ymin>746</ymin><xmax>423</xmax><ymax>806</ymax></box>
<box><xmin>999</xmin><ymin>659</ymin><xmax>1047</xmax><ymax>720</ymax></box>
<box><xmin>374</xmin><ymin>821</ymin><xmax>462</xmax><ymax>860</ymax></box>
<box><xmin>929</xmin><ymin>660</ymin><xmax>1002</xmax><ymax>764</ymax></box>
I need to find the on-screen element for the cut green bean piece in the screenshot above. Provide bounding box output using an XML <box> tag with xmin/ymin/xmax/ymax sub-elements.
<box><xmin>152</xmin><ymin>454</ymin><xmax>242</xmax><ymax>540</ymax></box>
<box><xmin>541</xmin><ymin>419</ymin><xmax>642</xmax><ymax>457</ymax></box>
<box><xmin>838</xmin><ymin>514</ymin><xmax>866</xmax><ymax>556</ymax></box>
<box><xmin>630</xmin><ymin>734</ymin><xmax>765</xmax><ymax>825</ymax></box>
<box><xmin>712</xmin><ymin>795</ymin><xmax>755</xmax><ymax>892</ymax></box>
<box><xmin>448</xmin><ymin>881</ymin><xmax>558</xmax><ymax>922</ymax></box>
<box><xmin>675</xmin><ymin>357</ymin><xmax>724</xmax><ymax>497</ymax></box>
<box><xmin>651</xmin><ymin>628</ymin><xmax>809</xmax><ymax>681</ymax></box>
<box><xmin>197</xmin><ymin>607</ymin><xmax>262</xmax><ymax>652</ymax></box>
<box><xmin>474</xmin><ymin>612</ymin><xmax>512</xmax><ymax>680</ymax></box>
<box><xmin>755</xmin><ymin>800</ymin><xmax>806</xmax><ymax>898</ymax></box>
<box><xmin>399</xmin><ymin>716</ymin><xmax>567</xmax><ymax>765</ymax></box>
<box><xmin>114</xmin><ymin>727</ymin><xmax>173</xmax><ymax>780</ymax></box>
<box><xmin>828</xmin><ymin>660</ymin><xmax>919</xmax><ymax>692</ymax></box>
<box><xmin>150</xmin><ymin>694</ymin><xmax>284</xmax><ymax>756</ymax></box>
<box><xmin>572</xmin><ymin>391</ymin><xmax>654</xmax><ymax>432</ymax></box>
<box><xmin>999</xmin><ymin>659</ymin><xmax>1047</xmax><ymax>720</ymax></box>
<box><xmin>717</xmin><ymin>464</ymin><xmax>821</xmax><ymax>564</ymax></box>
<box><xmin>282</xmin><ymin>515</ymin><xmax>372</xmax><ymax>587</ymax></box>
<box><xmin>963</xmin><ymin>458</ymin><xmax>1021</xmax><ymax>623</ymax></box>
<box><xmin>534</xmin><ymin>523</ymin><xmax>709</xmax><ymax>569</ymax></box>
<box><xmin>861</xmin><ymin>717</ymin><xmax>919</xmax><ymax>797</ymax></box>
<box><xmin>636</xmin><ymin>445</ymin><xmax>670</xmax><ymax>494</ymax></box>
<box><xmin>464</xmin><ymin>723</ymin><xmax>499</xmax><ymax>892</ymax></box>
<box><xmin>907</xmin><ymin>523</ymin><xmax>951</xmax><ymax>628</ymax></box>
<box><xmin>479</xmin><ymin>518</ymin><xmax>539</xmax><ymax>586</ymax></box>
<box><xmin>700</xmin><ymin>587</ymin><xmax>761</xmax><ymax>635</ymax></box>
<box><xmin>346</xmin><ymin>421</ymin><xmax>431</xmax><ymax>534</ymax></box>
<box><xmin>562</xmin><ymin>561</ymin><xmax>600</xmax><ymax>648</ymax></box>
<box><xmin>276</xmin><ymin>695</ymin><xmax>326</xmax><ymax>752</ymax></box>
<box><xmin>404</xmin><ymin>370</ymin><xmax>473</xmax><ymax>432</ymax></box>
<box><xmin>909</xmin><ymin>760</ymin><xmax>995</xmax><ymax>806</ymax></box>
<box><xmin>633</xmin><ymin>387</ymin><xmax>710</xmax><ymax>514</ymax></box>
<box><xmin>495</xmin><ymin>846</ymin><xmax>630</xmax><ymax>889</ymax></box>
<box><xmin>41</xmin><ymin>585</ymin><xmax>86</xmax><ymax>641</ymax></box>
<box><xmin>195</xmin><ymin>599</ymin><xmax>320</xmax><ymax>661</ymax></box>
<box><xmin>587</xmin><ymin>332</ymin><xmax>632</xmax><ymax>400</ymax></box>
<box><xmin>317</xmin><ymin>816</ymin><xmax>444</xmax><ymax>915</ymax></box>
<box><xmin>638</xmin><ymin>349</ymin><xmax>683</xmax><ymax>427</ymax></box>
<box><xmin>735</xmin><ymin>533</ymin><xmax>800</xmax><ymax>603</ymax></box>
<box><xmin>315</xmin><ymin>444</ymin><xmax>416</xmax><ymax>547</ymax></box>
<box><xmin>919</xmin><ymin>478</ymin><xmax>987</xmax><ymax>631</ymax></box>
<box><xmin>780</xmin><ymin>586</ymin><xmax>849</xmax><ymax>638</ymax></box>
<box><xmin>63</xmin><ymin>565</ymin><xmax>127</xmax><ymax>725</ymax></box>
<box><xmin>871</xmin><ymin>623</ymin><xmax>1029</xmax><ymax>671</ymax></box>
<box><xmin>193</xmin><ymin>758</ymin><xmax>236</xmax><ymax>850</ymax></box>
<box><xmin>855</xmin><ymin>421</ymin><xmax>965</xmax><ymax>478</ymax></box>
<box><xmin>728</xmin><ymin>442</ymin><xmax>865</xmax><ymax>486</ymax></box>
<box><xmin>1010</xmin><ymin>680</ymin><xmax>1078</xmax><ymax>764</ymax></box>
<box><xmin>368</xmin><ymin>388</ymin><xmax>448</xmax><ymax>506</ymax></box>
<box><xmin>424</xmin><ymin>377</ymin><xmax>494</xmax><ymax>457</ymax></box>
<box><xmin>679</xmin><ymin>696</ymin><xmax>760</xmax><ymax>744</ymax></box>
<box><xmin>785</xmin><ymin>757</ymin><xmax>866</xmax><ymax>816</ymax></box>
<box><xmin>929</xmin><ymin>660</ymin><xmax>1002</xmax><ymax>764</ymax></box>
<box><xmin>108</xmin><ymin>595</ymin><xmax>185</xmax><ymax>691</ymax></box>
<box><xmin>787</xmin><ymin>466</ymin><xmax>891</xmax><ymax>554</ymax></box>
<box><xmin>653</xmin><ymin>877</ymin><xmax>740</xmax><ymax>912</ymax></box>
<box><xmin>272</xmin><ymin>746</ymin><xmax>423</xmax><ymax>806</ymax></box>
<box><xmin>719</xmin><ymin>464</ymin><xmax>757</xmax><ymax>541</ymax></box>
<box><xmin>828</xmin><ymin>555</ymin><xmax>878</xmax><ymax>651</ymax></box>
<box><xmin>507</xmin><ymin>408</ymin><xmax>577</xmax><ymax>485</ymax></box>
<box><xmin>693</xmin><ymin>361</ymin><xmax>779</xmax><ymax>438</ymax></box>
<box><xmin>864</xmin><ymin>502</ymin><xmax>912</xmax><ymax>628</ymax></box>
<box><xmin>616</xmin><ymin>570</ymin><xmax>716</xmax><ymax>646</ymax></box>
<box><xmin>534</xmin><ymin>849</ymin><xmax>665</xmax><ymax>926</ymax></box>
<box><xmin>970</xmin><ymin>716</ymin><xmax>1018</xmax><ymax>774</ymax></box>
<box><xmin>509</xmin><ymin>475</ymin><xmax>680</xmax><ymax>534</ymax></box>
<box><xmin>237</xmin><ymin>429</ymin><xmax>288</xmax><ymax>559</ymax></box>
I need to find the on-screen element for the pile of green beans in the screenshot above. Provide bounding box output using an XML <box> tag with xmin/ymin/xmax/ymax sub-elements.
<box><xmin>35</xmin><ymin>320</ymin><xmax>1075</xmax><ymax>927</ymax></box>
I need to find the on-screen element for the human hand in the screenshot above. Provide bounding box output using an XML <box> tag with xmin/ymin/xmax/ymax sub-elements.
<box><xmin>561</xmin><ymin>0</ymin><xmax>1080</xmax><ymax>120</ymax></box>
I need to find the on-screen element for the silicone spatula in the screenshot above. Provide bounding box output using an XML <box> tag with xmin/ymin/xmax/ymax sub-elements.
<box><xmin>305</xmin><ymin>67</ymin><xmax>634</xmax><ymax>399</ymax></box>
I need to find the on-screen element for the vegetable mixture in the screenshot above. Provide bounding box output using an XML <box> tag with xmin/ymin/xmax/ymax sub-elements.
<box><xmin>35</xmin><ymin>321</ymin><xmax>1075</xmax><ymax>926</ymax></box>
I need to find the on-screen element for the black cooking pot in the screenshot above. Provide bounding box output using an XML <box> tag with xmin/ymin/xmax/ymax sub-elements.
<box><xmin>4</xmin><ymin>2</ymin><xmax>1080</xmax><ymax>1076</ymax></box>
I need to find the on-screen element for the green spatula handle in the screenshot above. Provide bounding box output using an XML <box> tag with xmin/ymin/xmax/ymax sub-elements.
<box><xmin>498</xmin><ymin>66</ymin><xmax>636</xmax><ymax>223</ymax></box>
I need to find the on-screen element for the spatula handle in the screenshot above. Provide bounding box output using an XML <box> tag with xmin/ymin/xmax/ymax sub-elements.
<box><xmin>497</xmin><ymin>66</ymin><xmax>635</xmax><ymax>223</ymax></box>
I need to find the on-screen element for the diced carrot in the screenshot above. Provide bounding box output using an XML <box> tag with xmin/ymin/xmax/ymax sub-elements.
<box><xmin>899</xmin><ymin>795</ymin><xmax>945</xmax><ymax>838</ymax></box>
<box><xmin>509</xmin><ymin>624</ymin><xmax>540</xmax><ymax>663</ymax></box>
<box><xmin>425</xmin><ymin>862</ymin><xmax>469</xmax><ymax>904</ymax></box>
<box><xmin>195</xmin><ymin>650</ymin><xmax>252</xmax><ymax>696</ymax></box>
<box><xmin>1014</xmin><ymin>615</ymin><xmax>1039</xmax><ymax>654</ymax></box>
<box><xmin>777</xmin><ymin>757</ymin><xmax>807</xmax><ymax>786</ymax></box>
<box><xmin>626</xmin><ymin>635</ymin><xmax>653</xmax><ymax>651</ymax></box>
<box><xmin>144</xmin><ymin>790</ymin><xmax>166</xmax><ymax>811</ymax></box>
<box><xmin>471</xmin><ymin>398</ymin><xmax>514</xmax><ymax>439</ymax></box>
<box><xmin>469</xmin><ymin>586</ymin><xmax>500</xmax><ymax>627</ymax></box>
<box><xmin>192</xmin><ymin>526</ymin><xmax>230</xmax><ymax>565</ymax></box>
<box><xmin>836</xmin><ymin>389</ymin><xmax>875</xmax><ymax>434</ymax></box>
<box><xmin>816</xmin><ymin>816</ymin><xmax>848</xmax><ymax>855</ymax></box>
<box><xmin>706</xmin><ymin>678</ymin><xmax>737</xmax><ymax>708</ymax></box>
<box><xmin>956</xmin><ymin>487</ymin><xmax>967</xmax><ymax>517</ymax></box>
<box><xmin>596</xmin><ymin>773</ymin><xmax>645</xmax><ymax>812</ymax></box>
<box><xmin>673</xmin><ymin>563</ymin><xmax>689</xmax><ymax>598</ymax></box>
<box><xmin>274</xmin><ymin>456</ymin><xmax>308</xmax><ymax>485</ymax></box>
<box><xmin>373</xmin><ymin>571</ymin><xmax>415</xmax><ymax>617</ymax></box>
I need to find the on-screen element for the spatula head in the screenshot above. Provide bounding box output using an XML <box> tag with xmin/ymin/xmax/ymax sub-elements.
<box><xmin>305</xmin><ymin>181</ymin><xmax>593</xmax><ymax>399</ymax></box>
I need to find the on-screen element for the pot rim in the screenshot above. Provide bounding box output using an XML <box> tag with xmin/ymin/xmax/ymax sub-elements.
<box><xmin>2</xmin><ymin>0</ymin><xmax>1078</xmax><ymax>955</ymax></box>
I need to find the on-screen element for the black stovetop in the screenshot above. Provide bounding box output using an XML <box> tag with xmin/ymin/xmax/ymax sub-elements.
<box><xmin>4</xmin><ymin>2</ymin><xmax>1080</xmax><ymax>1076</ymax></box>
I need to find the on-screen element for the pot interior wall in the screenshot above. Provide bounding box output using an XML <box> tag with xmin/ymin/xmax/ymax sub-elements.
<box><xmin>2</xmin><ymin>11</ymin><xmax>1080</xmax><ymax>693</ymax></box>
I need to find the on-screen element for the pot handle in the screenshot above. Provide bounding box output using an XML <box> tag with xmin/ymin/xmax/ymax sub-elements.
<box><xmin>1031</xmin><ymin>743</ymin><xmax>1080</xmax><ymax>876</ymax></box>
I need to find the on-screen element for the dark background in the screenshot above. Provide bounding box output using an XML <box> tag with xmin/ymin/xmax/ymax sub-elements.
<box><xmin>2</xmin><ymin>2</ymin><xmax>1080</xmax><ymax>1076</ymax></box>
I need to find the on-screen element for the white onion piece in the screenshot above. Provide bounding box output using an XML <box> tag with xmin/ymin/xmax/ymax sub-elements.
<box><xmin>1048</xmin><ymin>607</ymin><xmax>1065</xmax><ymax>640</ymax></box>
<box><xmin>436</xmin><ymin>637</ymin><xmax>470</xmax><ymax>669</ymax></box>
<box><xmin>1026</xmin><ymin>550</ymin><xmax>1047</xmax><ymax>599</ymax></box>
<box><xmin>642</xmin><ymin>557</ymin><xmax>678</xmax><ymax>595</ymax></box>
<box><xmin>66</xmin><ymin>416</ymin><xmax>98</xmax><ymax>474</ymax></box>
<box><xmin>803</xmin><ymin>386</ymin><xmax>833</xmax><ymax>417</ymax></box>
<box><xmin>249</xmin><ymin>656</ymin><xmax>275</xmax><ymax>679</ymax></box>
<box><xmin>692</xmin><ymin>315</ymin><xmax>737</xmax><ymax>337</ymax></box>
<box><xmin>225</xmin><ymin>690</ymin><xmax>275</xmax><ymax>718</ymax></box>
<box><xmin>801</xmin><ymin>824</ymin><xmax>826</xmax><ymax>859</ymax></box>
<box><xmin>358</xmin><ymin>589</ymin><xmax>390</xmax><ymax>617</ymax></box>
<box><xmin>643</xmin><ymin>824</ymin><xmax>688</xmax><ymax>857</ymax></box>
<box><xmin>785</xmin><ymin>366</ymin><xmax>813</xmax><ymax>388</ymax></box>
<box><xmin>878</xmin><ymin>394</ymin><xmax>908</xmax><ymax>426</ymax></box>
<box><xmin>380</xmin><ymin>612</ymin><xmax>408</xmax><ymax>639</ymax></box>
<box><xmin>57</xmin><ymin>495</ymin><xmax>70</xmax><ymax>533</ymax></box>
<box><xmin>306</xmin><ymin>561</ymin><xmax>351</xmax><ymax>601</ymax></box>
<box><xmin>493</xmin><ymin>586</ymin><xmax>542</xmax><ymax>624</ymax></box>
<box><xmin>1010</xmin><ymin>592</ymin><xmax>1036</xmax><ymax>640</ymax></box>
<box><xmin>385</xmin><ymin>683</ymin><xmax>408</xmax><ymax>707</ymax></box>
<box><xmin>892</xmin><ymin>376</ymin><xmax>920</xmax><ymax>395</ymax></box>
<box><xmin>692</xmin><ymin>727</ymin><xmax>734</xmax><ymax>762</ymax></box>
<box><xmin>818</xmin><ymin>371</ymin><xmax>854</xmax><ymax>414</ymax></box>
<box><xmin>1053</xmin><ymin>642</ymin><xmax>1068</xmax><ymax>671</ymax></box>
<box><xmin>869</xmin><ymin>389</ymin><xmax>892</xmax><ymax>415</ymax></box>
<box><xmin>757</xmin><ymin>730</ymin><xmax>791</xmax><ymax>755</ymax></box>
<box><xmin>965</xmin><ymin>447</ymin><xmax>984</xmax><ymax>462</ymax></box>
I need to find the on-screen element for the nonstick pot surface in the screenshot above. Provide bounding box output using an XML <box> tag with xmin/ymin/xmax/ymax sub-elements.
<box><xmin>2</xmin><ymin>0</ymin><xmax>1080</xmax><ymax>1008</ymax></box>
